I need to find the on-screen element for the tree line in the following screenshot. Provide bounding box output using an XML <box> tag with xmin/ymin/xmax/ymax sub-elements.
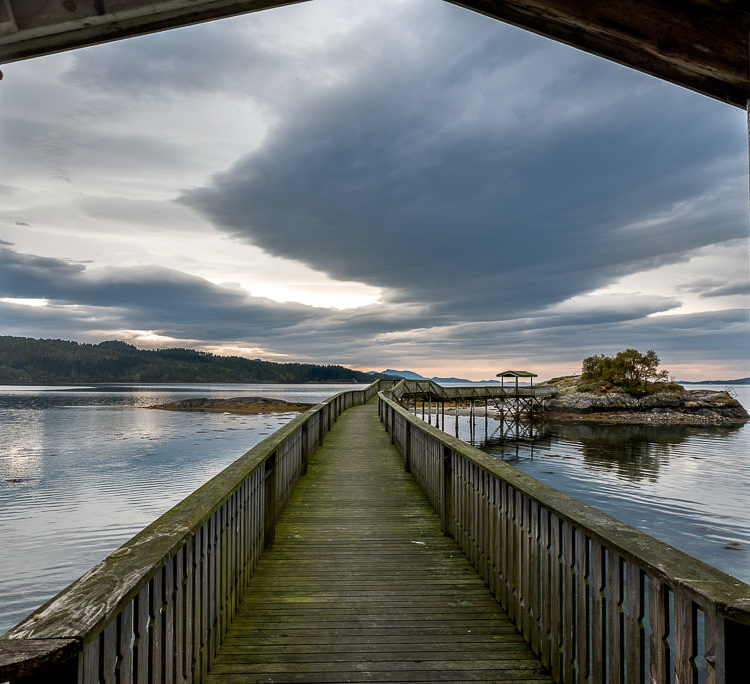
<box><xmin>0</xmin><ymin>336</ymin><xmax>377</xmax><ymax>384</ymax></box>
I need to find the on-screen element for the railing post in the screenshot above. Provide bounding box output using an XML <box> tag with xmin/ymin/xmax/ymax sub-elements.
<box><xmin>404</xmin><ymin>423</ymin><xmax>411</xmax><ymax>472</ymax></box>
<box><xmin>301</xmin><ymin>423</ymin><xmax>309</xmax><ymax>476</ymax></box>
<box><xmin>390</xmin><ymin>407</ymin><xmax>395</xmax><ymax>444</ymax></box>
<box><xmin>263</xmin><ymin>452</ymin><xmax>277</xmax><ymax>549</ymax></box>
<box><xmin>441</xmin><ymin>447</ymin><xmax>453</xmax><ymax>538</ymax></box>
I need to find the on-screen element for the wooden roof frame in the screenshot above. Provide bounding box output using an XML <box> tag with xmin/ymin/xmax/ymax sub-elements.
<box><xmin>0</xmin><ymin>1</ymin><xmax>748</xmax><ymax>109</ymax></box>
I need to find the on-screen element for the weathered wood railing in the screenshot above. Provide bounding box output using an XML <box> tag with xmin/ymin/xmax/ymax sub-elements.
<box><xmin>0</xmin><ymin>380</ymin><xmax>389</xmax><ymax>684</ymax></box>
<box><xmin>379</xmin><ymin>390</ymin><xmax>750</xmax><ymax>684</ymax></box>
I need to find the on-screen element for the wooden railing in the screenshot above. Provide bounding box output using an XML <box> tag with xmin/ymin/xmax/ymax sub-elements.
<box><xmin>0</xmin><ymin>380</ymin><xmax>389</xmax><ymax>684</ymax></box>
<box><xmin>379</xmin><ymin>391</ymin><xmax>750</xmax><ymax>684</ymax></box>
<box><xmin>388</xmin><ymin>377</ymin><xmax>558</xmax><ymax>401</ymax></box>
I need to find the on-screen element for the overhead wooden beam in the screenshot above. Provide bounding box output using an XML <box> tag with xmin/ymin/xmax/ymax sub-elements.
<box><xmin>0</xmin><ymin>1</ymin><xmax>747</xmax><ymax>109</ymax></box>
<box><xmin>0</xmin><ymin>0</ymin><xmax>308</xmax><ymax>64</ymax></box>
<box><xmin>447</xmin><ymin>1</ymin><xmax>749</xmax><ymax>108</ymax></box>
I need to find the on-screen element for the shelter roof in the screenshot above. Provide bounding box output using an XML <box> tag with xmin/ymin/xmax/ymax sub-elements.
<box><xmin>496</xmin><ymin>370</ymin><xmax>538</xmax><ymax>378</ymax></box>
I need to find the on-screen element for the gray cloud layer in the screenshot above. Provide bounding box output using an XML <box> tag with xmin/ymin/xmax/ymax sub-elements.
<box><xmin>179</xmin><ymin>1</ymin><xmax>747</xmax><ymax>323</ymax></box>
<box><xmin>2</xmin><ymin>0</ymin><xmax>748</xmax><ymax>375</ymax></box>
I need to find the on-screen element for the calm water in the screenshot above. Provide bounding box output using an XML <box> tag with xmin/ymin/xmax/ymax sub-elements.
<box><xmin>460</xmin><ymin>384</ymin><xmax>750</xmax><ymax>585</ymax></box>
<box><xmin>0</xmin><ymin>383</ymin><xmax>364</xmax><ymax>634</ymax></box>
<box><xmin>1</xmin><ymin>383</ymin><xmax>748</xmax><ymax>635</ymax></box>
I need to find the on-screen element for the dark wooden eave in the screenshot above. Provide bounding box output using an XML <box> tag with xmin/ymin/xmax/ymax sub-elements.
<box><xmin>449</xmin><ymin>1</ymin><xmax>749</xmax><ymax>108</ymax></box>
<box><xmin>0</xmin><ymin>1</ymin><xmax>748</xmax><ymax>109</ymax></box>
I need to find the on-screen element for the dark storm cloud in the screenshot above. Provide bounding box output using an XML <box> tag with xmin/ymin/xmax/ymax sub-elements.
<box><xmin>181</xmin><ymin>0</ymin><xmax>748</xmax><ymax>321</ymax></box>
<box><xmin>0</xmin><ymin>245</ymin><xmax>86</xmax><ymax>297</ymax></box>
<box><xmin>0</xmin><ymin>245</ymin><xmax>315</xmax><ymax>341</ymax></box>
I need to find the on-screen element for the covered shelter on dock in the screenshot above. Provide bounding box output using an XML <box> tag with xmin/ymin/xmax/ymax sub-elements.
<box><xmin>496</xmin><ymin>369</ymin><xmax>537</xmax><ymax>391</ymax></box>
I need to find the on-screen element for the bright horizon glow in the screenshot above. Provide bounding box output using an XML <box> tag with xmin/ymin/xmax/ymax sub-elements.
<box><xmin>1</xmin><ymin>298</ymin><xmax>49</xmax><ymax>307</ymax></box>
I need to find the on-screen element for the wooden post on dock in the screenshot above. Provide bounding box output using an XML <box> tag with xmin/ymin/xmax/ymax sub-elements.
<box><xmin>455</xmin><ymin>400</ymin><xmax>459</xmax><ymax>437</ymax></box>
<box><xmin>441</xmin><ymin>446</ymin><xmax>453</xmax><ymax>538</ymax></box>
<box><xmin>263</xmin><ymin>452</ymin><xmax>277</xmax><ymax>549</ymax></box>
<box><xmin>301</xmin><ymin>423</ymin><xmax>309</xmax><ymax>476</ymax></box>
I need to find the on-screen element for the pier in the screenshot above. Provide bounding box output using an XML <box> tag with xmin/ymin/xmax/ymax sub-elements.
<box><xmin>1</xmin><ymin>380</ymin><xmax>749</xmax><ymax>683</ymax></box>
<box><xmin>390</xmin><ymin>378</ymin><xmax>556</xmax><ymax>436</ymax></box>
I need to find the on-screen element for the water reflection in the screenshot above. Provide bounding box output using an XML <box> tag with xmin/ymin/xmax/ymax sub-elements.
<box><xmin>0</xmin><ymin>383</ymin><xmax>363</xmax><ymax>634</ymax></box>
<box><xmin>465</xmin><ymin>397</ymin><xmax>750</xmax><ymax>584</ymax></box>
<box><xmin>538</xmin><ymin>422</ymin><xmax>743</xmax><ymax>484</ymax></box>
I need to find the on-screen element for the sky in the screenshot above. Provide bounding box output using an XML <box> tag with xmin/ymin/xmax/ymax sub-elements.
<box><xmin>1</xmin><ymin>0</ymin><xmax>748</xmax><ymax>381</ymax></box>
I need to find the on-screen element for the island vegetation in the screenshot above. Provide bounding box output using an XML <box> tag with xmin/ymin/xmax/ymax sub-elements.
<box><xmin>540</xmin><ymin>349</ymin><xmax>748</xmax><ymax>425</ymax></box>
<box><xmin>0</xmin><ymin>336</ymin><xmax>378</xmax><ymax>384</ymax></box>
<box><xmin>578</xmin><ymin>348</ymin><xmax>682</xmax><ymax>395</ymax></box>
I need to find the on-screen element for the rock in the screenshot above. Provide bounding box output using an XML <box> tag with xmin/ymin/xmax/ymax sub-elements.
<box><xmin>545</xmin><ymin>386</ymin><xmax>748</xmax><ymax>425</ymax></box>
<box><xmin>149</xmin><ymin>396</ymin><xmax>315</xmax><ymax>414</ymax></box>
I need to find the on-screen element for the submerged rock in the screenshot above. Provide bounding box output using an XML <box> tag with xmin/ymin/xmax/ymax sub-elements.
<box><xmin>149</xmin><ymin>396</ymin><xmax>315</xmax><ymax>414</ymax></box>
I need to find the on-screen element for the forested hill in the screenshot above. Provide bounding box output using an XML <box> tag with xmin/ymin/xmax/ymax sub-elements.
<box><xmin>0</xmin><ymin>337</ymin><xmax>377</xmax><ymax>384</ymax></box>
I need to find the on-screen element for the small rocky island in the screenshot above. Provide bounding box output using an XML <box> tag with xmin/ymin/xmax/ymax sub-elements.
<box><xmin>150</xmin><ymin>396</ymin><xmax>315</xmax><ymax>414</ymax></box>
<box><xmin>537</xmin><ymin>350</ymin><xmax>748</xmax><ymax>426</ymax></box>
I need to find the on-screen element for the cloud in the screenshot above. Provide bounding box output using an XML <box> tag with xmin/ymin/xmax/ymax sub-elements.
<box><xmin>0</xmin><ymin>0</ymin><xmax>747</xmax><ymax>378</ymax></box>
<box><xmin>180</xmin><ymin>0</ymin><xmax>748</xmax><ymax>322</ymax></box>
<box><xmin>700</xmin><ymin>281</ymin><xmax>750</xmax><ymax>298</ymax></box>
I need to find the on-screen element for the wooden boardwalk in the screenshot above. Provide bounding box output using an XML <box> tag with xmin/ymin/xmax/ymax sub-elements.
<box><xmin>207</xmin><ymin>402</ymin><xmax>552</xmax><ymax>683</ymax></box>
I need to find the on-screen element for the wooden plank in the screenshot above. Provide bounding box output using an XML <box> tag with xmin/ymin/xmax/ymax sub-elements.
<box><xmin>704</xmin><ymin>609</ymin><xmax>725</xmax><ymax>684</ymax></box>
<box><xmin>149</xmin><ymin>571</ymin><xmax>163</xmax><ymax>684</ymax></box>
<box><xmin>134</xmin><ymin>585</ymin><xmax>149</xmax><ymax>684</ymax></box>
<box><xmin>607</xmin><ymin>552</ymin><xmax>623</xmax><ymax>684</ymax></box>
<box><xmin>575</xmin><ymin>529</ymin><xmax>588</xmax><ymax>683</ymax></box>
<box><xmin>101</xmin><ymin>619</ymin><xmax>117</xmax><ymax>683</ymax></box>
<box><xmin>117</xmin><ymin>602</ymin><xmax>133</xmax><ymax>683</ymax></box>
<box><xmin>539</xmin><ymin>509</ymin><xmax>551</xmax><ymax>670</ymax></box>
<box><xmin>562</xmin><ymin>522</ymin><xmax>575</xmax><ymax>683</ymax></box>
<box><xmin>674</xmin><ymin>590</ymin><xmax>696</xmax><ymax>684</ymax></box>
<box><xmin>174</xmin><ymin>548</ymin><xmax>185</xmax><ymax>682</ymax></box>
<box><xmin>548</xmin><ymin>514</ymin><xmax>562</xmax><ymax>681</ymax></box>
<box><xmin>529</xmin><ymin>500</ymin><xmax>541</xmax><ymax>653</ymax></box>
<box><xmin>648</xmin><ymin>576</ymin><xmax>668</xmax><ymax>684</ymax></box>
<box><xmin>82</xmin><ymin>636</ymin><xmax>100</xmax><ymax>684</ymax></box>
<box><xmin>207</xmin><ymin>402</ymin><xmax>551</xmax><ymax>683</ymax></box>
<box><xmin>163</xmin><ymin>559</ymin><xmax>175</xmax><ymax>683</ymax></box>
<box><xmin>625</xmin><ymin>563</ymin><xmax>643</xmax><ymax>683</ymax></box>
<box><xmin>183</xmin><ymin>539</ymin><xmax>195</xmax><ymax>683</ymax></box>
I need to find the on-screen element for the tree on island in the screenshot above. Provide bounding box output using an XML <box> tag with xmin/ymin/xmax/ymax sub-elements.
<box><xmin>580</xmin><ymin>349</ymin><xmax>680</xmax><ymax>395</ymax></box>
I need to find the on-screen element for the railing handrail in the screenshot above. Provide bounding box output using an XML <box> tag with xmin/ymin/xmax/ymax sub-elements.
<box><xmin>0</xmin><ymin>380</ymin><xmax>387</xmax><ymax>682</ymax></box>
<box><xmin>379</xmin><ymin>389</ymin><xmax>750</xmax><ymax>623</ymax></box>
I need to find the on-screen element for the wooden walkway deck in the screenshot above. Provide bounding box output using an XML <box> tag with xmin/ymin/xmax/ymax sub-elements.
<box><xmin>207</xmin><ymin>402</ymin><xmax>552</xmax><ymax>683</ymax></box>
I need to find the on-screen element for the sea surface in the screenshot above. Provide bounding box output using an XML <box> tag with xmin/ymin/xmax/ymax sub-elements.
<box><xmin>0</xmin><ymin>383</ymin><xmax>364</xmax><ymax>634</ymax></box>
<box><xmin>461</xmin><ymin>384</ymin><xmax>750</xmax><ymax>586</ymax></box>
<box><xmin>0</xmin><ymin>382</ymin><xmax>748</xmax><ymax>635</ymax></box>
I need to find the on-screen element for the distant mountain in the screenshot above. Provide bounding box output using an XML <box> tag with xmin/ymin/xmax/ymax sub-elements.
<box><xmin>380</xmin><ymin>369</ymin><xmax>427</xmax><ymax>380</ymax></box>
<box><xmin>676</xmin><ymin>377</ymin><xmax>750</xmax><ymax>385</ymax></box>
<box><xmin>375</xmin><ymin>369</ymin><xmax>501</xmax><ymax>385</ymax></box>
<box><xmin>0</xmin><ymin>336</ymin><xmax>381</xmax><ymax>385</ymax></box>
